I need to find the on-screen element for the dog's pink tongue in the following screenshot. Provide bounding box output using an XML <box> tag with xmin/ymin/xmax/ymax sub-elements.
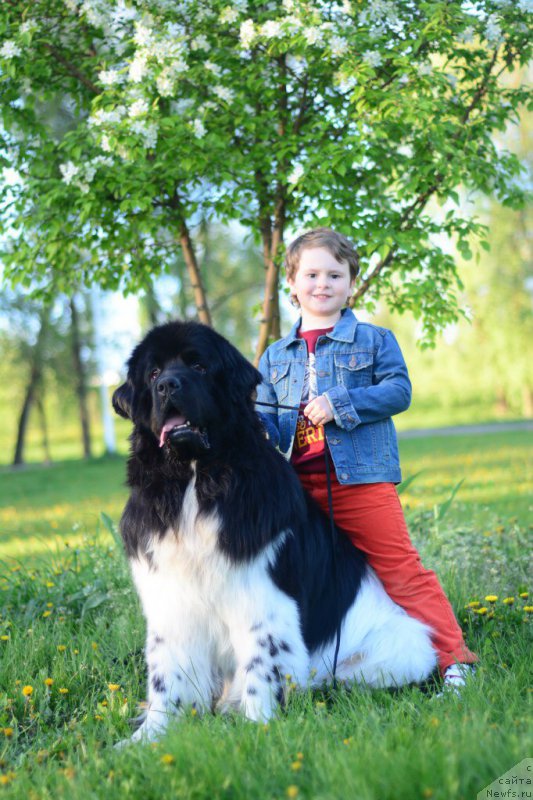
<box><xmin>159</xmin><ymin>415</ymin><xmax>186</xmax><ymax>448</ymax></box>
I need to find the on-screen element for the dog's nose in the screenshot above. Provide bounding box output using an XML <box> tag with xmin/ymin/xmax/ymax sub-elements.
<box><xmin>156</xmin><ymin>376</ymin><xmax>182</xmax><ymax>395</ymax></box>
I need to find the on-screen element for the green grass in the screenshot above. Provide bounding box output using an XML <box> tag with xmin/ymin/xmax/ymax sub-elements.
<box><xmin>0</xmin><ymin>433</ymin><xmax>531</xmax><ymax>799</ymax></box>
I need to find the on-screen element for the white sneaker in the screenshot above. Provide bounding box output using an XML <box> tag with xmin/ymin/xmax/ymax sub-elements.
<box><xmin>438</xmin><ymin>663</ymin><xmax>477</xmax><ymax>697</ymax></box>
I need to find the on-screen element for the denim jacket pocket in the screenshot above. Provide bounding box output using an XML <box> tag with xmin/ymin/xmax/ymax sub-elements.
<box><xmin>334</xmin><ymin>352</ymin><xmax>374</xmax><ymax>388</ymax></box>
<box><xmin>269</xmin><ymin>362</ymin><xmax>290</xmax><ymax>401</ymax></box>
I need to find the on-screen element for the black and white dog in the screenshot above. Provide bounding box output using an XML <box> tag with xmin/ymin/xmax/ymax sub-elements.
<box><xmin>112</xmin><ymin>321</ymin><xmax>436</xmax><ymax>742</ymax></box>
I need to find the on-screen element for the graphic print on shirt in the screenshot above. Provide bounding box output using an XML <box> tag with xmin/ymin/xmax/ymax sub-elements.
<box><xmin>294</xmin><ymin>350</ymin><xmax>325</xmax><ymax>454</ymax></box>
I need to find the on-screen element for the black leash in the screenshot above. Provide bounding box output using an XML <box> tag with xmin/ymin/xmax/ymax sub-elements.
<box><xmin>256</xmin><ymin>400</ymin><xmax>342</xmax><ymax>685</ymax></box>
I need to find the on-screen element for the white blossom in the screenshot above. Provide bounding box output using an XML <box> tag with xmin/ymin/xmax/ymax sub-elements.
<box><xmin>329</xmin><ymin>35</ymin><xmax>348</xmax><ymax>56</ymax></box>
<box><xmin>134</xmin><ymin>22</ymin><xmax>153</xmax><ymax>46</ymax></box>
<box><xmin>19</xmin><ymin>21</ymin><xmax>37</xmax><ymax>35</ymax></box>
<box><xmin>129</xmin><ymin>54</ymin><xmax>148</xmax><ymax>82</ymax></box>
<box><xmin>129</xmin><ymin>98</ymin><xmax>149</xmax><ymax>118</ymax></box>
<box><xmin>130</xmin><ymin>120</ymin><xmax>158</xmax><ymax>148</ymax></box>
<box><xmin>89</xmin><ymin>106</ymin><xmax>126</xmax><ymax>126</ymax></box>
<box><xmin>205</xmin><ymin>61</ymin><xmax>222</xmax><ymax>76</ymax></box>
<box><xmin>100</xmin><ymin>135</ymin><xmax>112</xmax><ymax>152</ymax></box>
<box><xmin>341</xmin><ymin>1</ymin><xmax>352</xmax><ymax>13</ymax></box>
<box><xmin>240</xmin><ymin>19</ymin><xmax>256</xmax><ymax>48</ymax></box>
<box><xmin>156</xmin><ymin>70</ymin><xmax>174</xmax><ymax>96</ymax></box>
<box><xmin>98</xmin><ymin>69</ymin><xmax>123</xmax><ymax>86</ymax></box>
<box><xmin>261</xmin><ymin>20</ymin><xmax>283</xmax><ymax>38</ymax></box>
<box><xmin>303</xmin><ymin>27</ymin><xmax>324</xmax><ymax>46</ymax></box>
<box><xmin>220</xmin><ymin>6</ymin><xmax>239</xmax><ymax>23</ymax></box>
<box><xmin>283</xmin><ymin>0</ymin><xmax>297</xmax><ymax>11</ymax></box>
<box><xmin>64</xmin><ymin>0</ymin><xmax>79</xmax><ymax>12</ymax></box>
<box><xmin>458</xmin><ymin>26</ymin><xmax>475</xmax><ymax>44</ymax></box>
<box><xmin>80</xmin><ymin>1</ymin><xmax>107</xmax><ymax>27</ymax></box>
<box><xmin>213</xmin><ymin>85</ymin><xmax>235</xmax><ymax>103</ymax></box>
<box><xmin>60</xmin><ymin>161</ymin><xmax>80</xmax><ymax>184</ymax></box>
<box><xmin>191</xmin><ymin>35</ymin><xmax>209</xmax><ymax>51</ymax></box>
<box><xmin>193</xmin><ymin>119</ymin><xmax>206</xmax><ymax>138</ymax></box>
<box><xmin>0</xmin><ymin>41</ymin><xmax>22</xmax><ymax>59</ymax></box>
<box><xmin>2</xmin><ymin>167</ymin><xmax>21</xmax><ymax>185</ymax></box>
<box><xmin>418</xmin><ymin>62</ymin><xmax>432</xmax><ymax>76</ymax></box>
<box><xmin>288</xmin><ymin>163</ymin><xmax>304</xmax><ymax>184</ymax></box>
<box><xmin>84</xmin><ymin>164</ymin><xmax>97</xmax><ymax>182</ymax></box>
<box><xmin>485</xmin><ymin>14</ymin><xmax>502</xmax><ymax>44</ymax></box>
<box><xmin>363</xmin><ymin>50</ymin><xmax>382</xmax><ymax>68</ymax></box>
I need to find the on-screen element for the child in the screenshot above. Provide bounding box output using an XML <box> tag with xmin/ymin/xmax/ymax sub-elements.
<box><xmin>256</xmin><ymin>227</ymin><xmax>477</xmax><ymax>692</ymax></box>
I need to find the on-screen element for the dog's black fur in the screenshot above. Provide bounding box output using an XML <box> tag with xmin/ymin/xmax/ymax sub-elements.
<box><xmin>113</xmin><ymin>321</ymin><xmax>367</xmax><ymax>652</ymax></box>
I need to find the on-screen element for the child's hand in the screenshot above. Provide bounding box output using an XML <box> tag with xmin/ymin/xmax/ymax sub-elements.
<box><xmin>304</xmin><ymin>395</ymin><xmax>334</xmax><ymax>426</ymax></box>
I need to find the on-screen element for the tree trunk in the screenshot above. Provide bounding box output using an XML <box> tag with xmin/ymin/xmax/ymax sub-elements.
<box><xmin>140</xmin><ymin>282</ymin><xmax>163</xmax><ymax>328</ymax></box>
<box><xmin>522</xmin><ymin>386</ymin><xmax>533</xmax><ymax>418</ymax></box>
<box><xmin>178</xmin><ymin>219</ymin><xmax>212</xmax><ymax>326</ymax></box>
<box><xmin>12</xmin><ymin>313</ymin><xmax>49</xmax><ymax>466</ymax></box>
<box><xmin>13</xmin><ymin>362</ymin><xmax>42</xmax><ymax>466</ymax></box>
<box><xmin>494</xmin><ymin>387</ymin><xmax>509</xmax><ymax>415</ymax></box>
<box><xmin>70</xmin><ymin>295</ymin><xmax>92</xmax><ymax>459</ymax></box>
<box><xmin>36</xmin><ymin>396</ymin><xmax>52</xmax><ymax>464</ymax></box>
<box><xmin>254</xmin><ymin>204</ymin><xmax>285</xmax><ymax>365</ymax></box>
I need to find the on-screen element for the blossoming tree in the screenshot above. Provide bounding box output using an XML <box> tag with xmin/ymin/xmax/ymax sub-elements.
<box><xmin>0</xmin><ymin>0</ymin><xmax>531</xmax><ymax>360</ymax></box>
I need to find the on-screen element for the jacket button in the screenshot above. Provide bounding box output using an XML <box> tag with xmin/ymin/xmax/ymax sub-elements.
<box><xmin>341</xmin><ymin>473</ymin><xmax>349</xmax><ymax>481</ymax></box>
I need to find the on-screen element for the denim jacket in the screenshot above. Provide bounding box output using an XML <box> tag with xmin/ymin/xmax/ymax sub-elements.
<box><xmin>256</xmin><ymin>308</ymin><xmax>411</xmax><ymax>484</ymax></box>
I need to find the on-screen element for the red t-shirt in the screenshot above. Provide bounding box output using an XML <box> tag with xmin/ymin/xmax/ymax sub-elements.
<box><xmin>291</xmin><ymin>327</ymin><xmax>334</xmax><ymax>475</ymax></box>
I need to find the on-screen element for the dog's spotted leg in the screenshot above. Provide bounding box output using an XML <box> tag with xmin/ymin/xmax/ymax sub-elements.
<box><xmin>231</xmin><ymin>617</ymin><xmax>309</xmax><ymax>723</ymax></box>
<box><xmin>127</xmin><ymin>631</ymin><xmax>215</xmax><ymax>744</ymax></box>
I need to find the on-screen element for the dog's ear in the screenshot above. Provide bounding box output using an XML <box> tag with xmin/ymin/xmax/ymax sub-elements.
<box><xmin>112</xmin><ymin>380</ymin><xmax>135</xmax><ymax>420</ymax></box>
<box><xmin>225</xmin><ymin>348</ymin><xmax>262</xmax><ymax>401</ymax></box>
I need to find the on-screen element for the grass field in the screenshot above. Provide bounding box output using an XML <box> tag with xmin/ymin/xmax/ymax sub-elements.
<box><xmin>0</xmin><ymin>432</ymin><xmax>531</xmax><ymax>799</ymax></box>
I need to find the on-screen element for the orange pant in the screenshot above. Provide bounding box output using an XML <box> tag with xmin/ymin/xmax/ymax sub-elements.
<box><xmin>299</xmin><ymin>473</ymin><xmax>478</xmax><ymax>674</ymax></box>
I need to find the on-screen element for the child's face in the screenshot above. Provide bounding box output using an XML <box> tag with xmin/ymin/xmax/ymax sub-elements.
<box><xmin>287</xmin><ymin>247</ymin><xmax>354</xmax><ymax>319</ymax></box>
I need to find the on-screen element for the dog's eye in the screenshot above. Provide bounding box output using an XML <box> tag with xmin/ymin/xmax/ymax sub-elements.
<box><xmin>149</xmin><ymin>368</ymin><xmax>161</xmax><ymax>383</ymax></box>
<box><xmin>191</xmin><ymin>363</ymin><xmax>206</xmax><ymax>374</ymax></box>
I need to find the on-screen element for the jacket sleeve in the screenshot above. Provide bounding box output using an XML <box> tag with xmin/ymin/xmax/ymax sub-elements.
<box><xmin>324</xmin><ymin>331</ymin><xmax>411</xmax><ymax>430</ymax></box>
<box><xmin>255</xmin><ymin>348</ymin><xmax>281</xmax><ymax>447</ymax></box>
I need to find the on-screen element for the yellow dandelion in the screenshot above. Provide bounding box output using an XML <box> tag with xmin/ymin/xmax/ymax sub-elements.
<box><xmin>22</xmin><ymin>685</ymin><xmax>33</xmax><ymax>697</ymax></box>
<box><xmin>191</xmin><ymin>707</ymin><xmax>198</xmax><ymax>717</ymax></box>
<box><xmin>2</xmin><ymin>728</ymin><xmax>13</xmax><ymax>738</ymax></box>
<box><xmin>0</xmin><ymin>773</ymin><xmax>15</xmax><ymax>786</ymax></box>
<box><xmin>73</xmin><ymin>648</ymin><xmax>79</xmax><ymax>654</ymax></box>
<box><xmin>160</xmin><ymin>754</ymin><xmax>175</xmax><ymax>765</ymax></box>
<box><xmin>108</xmin><ymin>684</ymin><xmax>120</xmax><ymax>692</ymax></box>
<box><xmin>296</xmin><ymin>752</ymin><xmax>304</xmax><ymax>761</ymax></box>
<box><xmin>44</xmin><ymin>678</ymin><xmax>53</xmax><ymax>687</ymax></box>
<box><xmin>57</xmin><ymin>645</ymin><xmax>66</xmax><ymax>652</ymax></box>
<box><xmin>1</xmin><ymin>635</ymin><xmax>9</xmax><ymax>641</ymax></box>
<box><xmin>91</xmin><ymin>642</ymin><xmax>98</xmax><ymax>650</ymax></box>
<box><xmin>485</xmin><ymin>595</ymin><xmax>498</xmax><ymax>603</ymax></box>
<box><xmin>46</xmin><ymin>602</ymin><xmax>53</xmax><ymax>608</ymax></box>
<box><xmin>467</xmin><ymin>601</ymin><xmax>481</xmax><ymax>608</ymax></box>
<box><xmin>101</xmin><ymin>700</ymin><xmax>108</xmax><ymax>707</ymax></box>
<box><xmin>291</xmin><ymin>761</ymin><xmax>302</xmax><ymax>771</ymax></box>
<box><xmin>62</xmin><ymin>767</ymin><xmax>75</xmax><ymax>780</ymax></box>
<box><xmin>94</xmin><ymin>714</ymin><xmax>104</xmax><ymax>721</ymax></box>
<box><xmin>286</xmin><ymin>786</ymin><xmax>299</xmax><ymax>799</ymax></box>
<box><xmin>343</xmin><ymin>737</ymin><xmax>352</xmax><ymax>745</ymax></box>
<box><xmin>315</xmin><ymin>701</ymin><xmax>326</xmax><ymax>709</ymax></box>
<box><xmin>59</xmin><ymin>688</ymin><xmax>69</xmax><ymax>694</ymax></box>
<box><xmin>503</xmin><ymin>597</ymin><xmax>514</xmax><ymax>605</ymax></box>
<box><xmin>429</xmin><ymin>717</ymin><xmax>440</xmax><ymax>727</ymax></box>
<box><xmin>46</xmin><ymin>581</ymin><xmax>55</xmax><ymax>588</ymax></box>
<box><xmin>524</xmin><ymin>606</ymin><xmax>533</xmax><ymax>613</ymax></box>
<box><xmin>476</xmin><ymin>607</ymin><xmax>488</xmax><ymax>615</ymax></box>
<box><xmin>42</xmin><ymin>611</ymin><xmax>52</xmax><ymax>618</ymax></box>
<box><xmin>519</xmin><ymin>592</ymin><xmax>529</xmax><ymax>599</ymax></box>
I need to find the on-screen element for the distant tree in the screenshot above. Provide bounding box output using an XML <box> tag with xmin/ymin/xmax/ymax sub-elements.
<box><xmin>1</xmin><ymin>0</ymin><xmax>531</xmax><ymax>364</ymax></box>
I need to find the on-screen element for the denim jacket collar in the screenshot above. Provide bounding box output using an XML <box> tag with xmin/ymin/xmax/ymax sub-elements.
<box><xmin>280</xmin><ymin>307</ymin><xmax>358</xmax><ymax>348</ymax></box>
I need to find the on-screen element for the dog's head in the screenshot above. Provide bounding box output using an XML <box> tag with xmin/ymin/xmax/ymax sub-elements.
<box><xmin>112</xmin><ymin>321</ymin><xmax>262</xmax><ymax>459</ymax></box>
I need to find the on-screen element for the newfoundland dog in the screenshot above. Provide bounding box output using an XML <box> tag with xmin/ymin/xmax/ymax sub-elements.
<box><xmin>112</xmin><ymin>321</ymin><xmax>436</xmax><ymax>742</ymax></box>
